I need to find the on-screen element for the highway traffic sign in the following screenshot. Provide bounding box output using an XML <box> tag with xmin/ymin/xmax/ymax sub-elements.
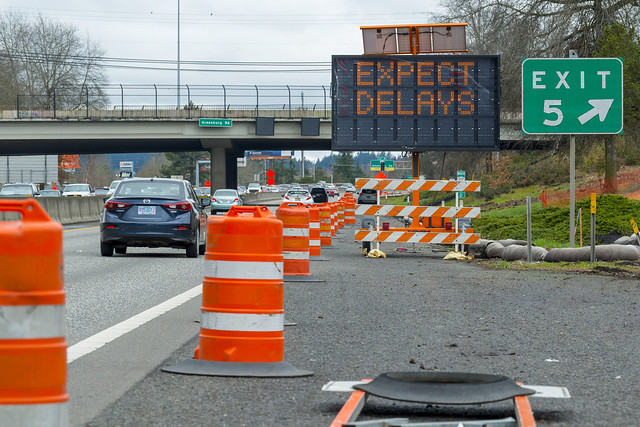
<box><xmin>199</xmin><ymin>118</ymin><xmax>233</xmax><ymax>127</ymax></box>
<box><xmin>522</xmin><ymin>58</ymin><xmax>623</xmax><ymax>134</ymax></box>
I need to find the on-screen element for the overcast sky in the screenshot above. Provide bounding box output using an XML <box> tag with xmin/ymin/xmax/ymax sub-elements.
<box><xmin>0</xmin><ymin>1</ymin><xmax>445</xmax><ymax>160</ymax></box>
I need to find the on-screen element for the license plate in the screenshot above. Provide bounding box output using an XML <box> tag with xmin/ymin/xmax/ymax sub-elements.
<box><xmin>138</xmin><ymin>206</ymin><xmax>156</xmax><ymax>215</ymax></box>
<box><xmin>295</xmin><ymin>197</ymin><xmax>300</xmax><ymax>201</ymax></box>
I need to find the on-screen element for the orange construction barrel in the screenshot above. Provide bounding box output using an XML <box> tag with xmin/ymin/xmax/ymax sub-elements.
<box><xmin>305</xmin><ymin>205</ymin><xmax>328</xmax><ymax>261</ymax></box>
<box><xmin>318</xmin><ymin>204</ymin><xmax>332</xmax><ymax>246</ymax></box>
<box><xmin>0</xmin><ymin>199</ymin><xmax>68</xmax><ymax>425</ymax></box>
<box><xmin>337</xmin><ymin>201</ymin><xmax>345</xmax><ymax>228</ymax></box>
<box><xmin>329</xmin><ymin>203</ymin><xmax>338</xmax><ymax>236</ymax></box>
<box><xmin>343</xmin><ymin>196</ymin><xmax>356</xmax><ymax>224</ymax></box>
<box><xmin>162</xmin><ymin>205</ymin><xmax>311</xmax><ymax>377</ymax></box>
<box><xmin>276</xmin><ymin>203</ymin><xmax>324</xmax><ymax>282</ymax></box>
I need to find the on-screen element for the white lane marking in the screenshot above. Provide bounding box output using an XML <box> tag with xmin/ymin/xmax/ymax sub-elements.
<box><xmin>67</xmin><ymin>284</ymin><xmax>202</xmax><ymax>364</ymax></box>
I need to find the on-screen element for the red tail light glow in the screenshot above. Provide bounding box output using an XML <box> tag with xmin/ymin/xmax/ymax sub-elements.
<box><xmin>163</xmin><ymin>202</ymin><xmax>191</xmax><ymax>211</ymax></box>
<box><xmin>105</xmin><ymin>201</ymin><xmax>132</xmax><ymax>210</ymax></box>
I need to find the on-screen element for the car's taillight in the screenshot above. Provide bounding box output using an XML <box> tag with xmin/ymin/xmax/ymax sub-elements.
<box><xmin>233</xmin><ymin>198</ymin><xmax>239</xmax><ymax>202</ymax></box>
<box><xmin>163</xmin><ymin>202</ymin><xmax>191</xmax><ymax>211</ymax></box>
<box><xmin>105</xmin><ymin>201</ymin><xmax>132</xmax><ymax>210</ymax></box>
<box><xmin>211</xmin><ymin>198</ymin><xmax>217</xmax><ymax>202</ymax></box>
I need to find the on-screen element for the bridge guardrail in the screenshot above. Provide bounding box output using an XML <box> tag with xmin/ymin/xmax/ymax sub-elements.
<box><xmin>12</xmin><ymin>84</ymin><xmax>332</xmax><ymax>120</ymax></box>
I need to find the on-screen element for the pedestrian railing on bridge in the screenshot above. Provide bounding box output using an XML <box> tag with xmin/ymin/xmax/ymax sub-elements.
<box><xmin>9</xmin><ymin>84</ymin><xmax>332</xmax><ymax>120</ymax></box>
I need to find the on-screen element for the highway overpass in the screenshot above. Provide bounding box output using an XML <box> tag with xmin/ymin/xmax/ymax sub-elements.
<box><xmin>0</xmin><ymin>107</ymin><xmax>551</xmax><ymax>190</ymax></box>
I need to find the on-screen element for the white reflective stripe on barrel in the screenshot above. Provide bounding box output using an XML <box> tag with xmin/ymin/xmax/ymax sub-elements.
<box><xmin>283</xmin><ymin>228</ymin><xmax>309</xmax><ymax>237</ymax></box>
<box><xmin>309</xmin><ymin>223</ymin><xmax>320</xmax><ymax>229</ymax></box>
<box><xmin>0</xmin><ymin>403</ymin><xmax>69</xmax><ymax>427</ymax></box>
<box><xmin>309</xmin><ymin>239</ymin><xmax>321</xmax><ymax>246</ymax></box>
<box><xmin>204</xmin><ymin>260</ymin><xmax>283</xmax><ymax>280</ymax></box>
<box><xmin>0</xmin><ymin>305</ymin><xmax>65</xmax><ymax>339</ymax></box>
<box><xmin>201</xmin><ymin>311</ymin><xmax>284</xmax><ymax>332</ymax></box>
<box><xmin>320</xmin><ymin>231</ymin><xmax>331</xmax><ymax>236</ymax></box>
<box><xmin>283</xmin><ymin>251</ymin><xmax>309</xmax><ymax>260</ymax></box>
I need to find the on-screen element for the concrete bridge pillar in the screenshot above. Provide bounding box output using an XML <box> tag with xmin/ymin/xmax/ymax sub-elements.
<box><xmin>208</xmin><ymin>142</ymin><xmax>240</xmax><ymax>192</ymax></box>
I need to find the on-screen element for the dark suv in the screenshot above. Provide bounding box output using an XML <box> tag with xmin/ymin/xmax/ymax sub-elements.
<box><xmin>357</xmin><ymin>189</ymin><xmax>377</xmax><ymax>204</ymax></box>
<box><xmin>309</xmin><ymin>186</ymin><xmax>328</xmax><ymax>203</ymax></box>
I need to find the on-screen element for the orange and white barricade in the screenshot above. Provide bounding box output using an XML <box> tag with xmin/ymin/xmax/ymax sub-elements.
<box><xmin>318</xmin><ymin>204</ymin><xmax>332</xmax><ymax>247</ymax></box>
<box><xmin>354</xmin><ymin>178</ymin><xmax>482</xmax><ymax>251</ymax></box>
<box><xmin>162</xmin><ymin>206</ymin><xmax>312</xmax><ymax>377</ymax></box>
<box><xmin>355</xmin><ymin>229</ymin><xmax>480</xmax><ymax>245</ymax></box>
<box><xmin>0</xmin><ymin>200</ymin><xmax>68</xmax><ymax>425</ymax></box>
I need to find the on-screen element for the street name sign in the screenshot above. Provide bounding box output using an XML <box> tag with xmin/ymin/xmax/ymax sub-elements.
<box><xmin>522</xmin><ymin>58</ymin><xmax>623</xmax><ymax>134</ymax></box>
<box><xmin>199</xmin><ymin>118</ymin><xmax>233</xmax><ymax>127</ymax></box>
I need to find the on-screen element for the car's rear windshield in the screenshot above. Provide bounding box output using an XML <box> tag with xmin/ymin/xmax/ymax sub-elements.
<box><xmin>64</xmin><ymin>184</ymin><xmax>90</xmax><ymax>192</ymax></box>
<box><xmin>115</xmin><ymin>181</ymin><xmax>183</xmax><ymax>198</ymax></box>
<box><xmin>214</xmin><ymin>190</ymin><xmax>236</xmax><ymax>197</ymax></box>
<box><xmin>0</xmin><ymin>185</ymin><xmax>33</xmax><ymax>195</ymax></box>
<box><xmin>287</xmin><ymin>190</ymin><xmax>309</xmax><ymax>196</ymax></box>
<box><xmin>361</xmin><ymin>189</ymin><xmax>377</xmax><ymax>194</ymax></box>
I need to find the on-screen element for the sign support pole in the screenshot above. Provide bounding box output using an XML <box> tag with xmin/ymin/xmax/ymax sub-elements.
<box><xmin>569</xmin><ymin>135</ymin><xmax>576</xmax><ymax>247</ymax></box>
<box><xmin>409</xmin><ymin>152</ymin><xmax>421</xmax><ymax>230</ymax></box>
<box><xmin>526</xmin><ymin>196</ymin><xmax>533</xmax><ymax>262</ymax></box>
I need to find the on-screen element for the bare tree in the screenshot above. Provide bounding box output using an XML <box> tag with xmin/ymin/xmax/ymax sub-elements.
<box><xmin>435</xmin><ymin>0</ymin><xmax>640</xmax><ymax>110</ymax></box>
<box><xmin>0</xmin><ymin>12</ymin><xmax>108</xmax><ymax>110</ymax></box>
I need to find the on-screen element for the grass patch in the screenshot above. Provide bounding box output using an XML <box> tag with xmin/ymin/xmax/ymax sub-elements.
<box><xmin>473</xmin><ymin>194</ymin><xmax>640</xmax><ymax>247</ymax></box>
<box><xmin>477</xmin><ymin>259</ymin><xmax>640</xmax><ymax>275</ymax></box>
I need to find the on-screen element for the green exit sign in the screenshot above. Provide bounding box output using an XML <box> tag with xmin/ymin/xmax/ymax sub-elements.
<box><xmin>371</xmin><ymin>159</ymin><xmax>394</xmax><ymax>171</ymax></box>
<box><xmin>199</xmin><ymin>118</ymin><xmax>233</xmax><ymax>127</ymax></box>
<box><xmin>522</xmin><ymin>58</ymin><xmax>623</xmax><ymax>135</ymax></box>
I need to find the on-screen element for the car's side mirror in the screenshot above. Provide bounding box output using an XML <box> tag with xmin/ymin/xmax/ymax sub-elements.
<box><xmin>201</xmin><ymin>198</ymin><xmax>211</xmax><ymax>207</ymax></box>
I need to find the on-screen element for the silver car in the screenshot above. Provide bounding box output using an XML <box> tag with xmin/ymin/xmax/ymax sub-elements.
<box><xmin>211</xmin><ymin>189</ymin><xmax>243</xmax><ymax>214</ymax></box>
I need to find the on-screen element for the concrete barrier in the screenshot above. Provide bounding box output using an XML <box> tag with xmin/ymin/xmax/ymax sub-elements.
<box><xmin>0</xmin><ymin>197</ymin><xmax>104</xmax><ymax>224</ymax></box>
<box><xmin>0</xmin><ymin>193</ymin><xmax>282</xmax><ymax>224</ymax></box>
<box><xmin>241</xmin><ymin>192</ymin><xmax>284</xmax><ymax>205</ymax></box>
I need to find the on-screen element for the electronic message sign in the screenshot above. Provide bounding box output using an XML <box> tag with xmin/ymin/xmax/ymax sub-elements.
<box><xmin>332</xmin><ymin>55</ymin><xmax>500</xmax><ymax>151</ymax></box>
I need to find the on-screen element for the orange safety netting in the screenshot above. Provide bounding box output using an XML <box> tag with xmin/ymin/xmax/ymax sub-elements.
<box><xmin>539</xmin><ymin>170</ymin><xmax>640</xmax><ymax>207</ymax></box>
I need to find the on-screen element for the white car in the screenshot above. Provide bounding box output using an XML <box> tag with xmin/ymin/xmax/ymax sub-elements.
<box><xmin>246</xmin><ymin>183</ymin><xmax>261</xmax><ymax>194</ymax></box>
<box><xmin>62</xmin><ymin>183</ymin><xmax>94</xmax><ymax>197</ymax></box>
<box><xmin>107</xmin><ymin>180</ymin><xmax>122</xmax><ymax>196</ymax></box>
<box><xmin>283</xmin><ymin>188</ymin><xmax>314</xmax><ymax>205</ymax></box>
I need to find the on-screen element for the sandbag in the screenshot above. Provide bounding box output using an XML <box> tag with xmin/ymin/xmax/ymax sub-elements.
<box><xmin>497</xmin><ymin>239</ymin><xmax>527</xmax><ymax>247</ymax></box>
<box><xmin>613</xmin><ymin>234</ymin><xmax>640</xmax><ymax>246</ymax></box>
<box><xmin>485</xmin><ymin>241</ymin><xmax>505</xmax><ymax>258</ymax></box>
<box><xmin>544</xmin><ymin>245</ymin><xmax>639</xmax><ymax>262</ymax></box>
<box><xmin>502</xmin><ymin>245</ymin><xmax>548</xmax><ymax>261</ymax></box>
<box><xmin>468</xmin><ymin>239</ymin><xmax>492</xmax><ymax>256</ymax></box>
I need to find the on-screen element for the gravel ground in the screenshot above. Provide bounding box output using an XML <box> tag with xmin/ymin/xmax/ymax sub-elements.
<box><xmin>88</xmin><ymin>224</ymin><xmax>640</xmax><ymax>426</ymax></box>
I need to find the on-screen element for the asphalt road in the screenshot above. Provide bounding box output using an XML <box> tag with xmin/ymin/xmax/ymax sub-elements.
<box><xmin>61</xmin><ymin>217</ymin><xmax>640</xmax><ymax>426</ymax></box>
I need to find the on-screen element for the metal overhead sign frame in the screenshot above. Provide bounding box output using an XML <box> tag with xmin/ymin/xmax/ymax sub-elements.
<box><xmin>521</xmin><ymin>58</ymin><xmax>623</xmax><ymax>135</ymax></box>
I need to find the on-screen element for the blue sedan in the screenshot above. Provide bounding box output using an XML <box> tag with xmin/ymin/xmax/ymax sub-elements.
<box><xmin>100</xmin><ymin>178</ymin><xmax>210</xmax><ymax>258</ymax></box>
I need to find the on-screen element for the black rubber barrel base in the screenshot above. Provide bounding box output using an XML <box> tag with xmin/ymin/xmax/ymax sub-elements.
<box><xmin>162</xmin><ymin>359</ymin><xmax>313</xmax><ymax>378</ymax></box>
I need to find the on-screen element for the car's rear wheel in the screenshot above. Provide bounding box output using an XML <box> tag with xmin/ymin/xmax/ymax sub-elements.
<box><xmin>115</xmin><ymin>247</ymin><xmax>127</xmax><ymax>255</ymax></box>
<box><xmin>198</xmin><ymin>233</ymin><xmax>206</xmax><ymax>255</ymax></box>
<box><xmin>186</xmin><ymin>230</ymin><xmax>199</xmax><ymax>258</ymax></box>
<box><xmin>100</xmin><ymin>242</ymin><xmax>113</xmax><ymax>257</ymax></box>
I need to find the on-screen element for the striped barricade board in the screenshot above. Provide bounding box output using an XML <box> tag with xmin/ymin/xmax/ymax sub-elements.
<box><xmin>355</xmin><ymin>205</ymin><xmax>481</xmax><ymax>218</ymax></box>
<box><xmin>355</xmin><ymin>229</ymin><xmax>480</xmax><ymax>245</ymax></box>
<box><xmin>355</xmin><ymin>178</ymin><xmax>481</xmax><ymax>192</ymax></box>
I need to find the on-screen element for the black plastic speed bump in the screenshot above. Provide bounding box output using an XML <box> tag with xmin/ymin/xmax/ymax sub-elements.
<box><xmin>353</xmin><ymin>372</ymin><xmax>535</xmax><ymax>405</ymax></box>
